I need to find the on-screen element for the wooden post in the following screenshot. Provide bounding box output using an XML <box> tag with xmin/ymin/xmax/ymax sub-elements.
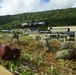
<box><xmin>74</xmin><ymin>32</ymin><xmax>76</xmax><ymax>49</ymax></box>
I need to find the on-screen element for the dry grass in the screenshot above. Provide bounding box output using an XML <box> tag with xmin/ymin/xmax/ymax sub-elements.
<box><xmin>0</xmin><ymin>33</ymin><xmax>76</xmax><ymax>75</ymax></box>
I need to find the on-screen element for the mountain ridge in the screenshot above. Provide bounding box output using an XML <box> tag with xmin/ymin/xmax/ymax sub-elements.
<box><xmin>0</xmin><ymin>7</ymin><xmax>76</xmax><ymax>30</ymax></box>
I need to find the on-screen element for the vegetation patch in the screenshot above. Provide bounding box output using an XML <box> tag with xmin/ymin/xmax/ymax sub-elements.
<box><xmin>0</xmin><ymin>33</ymin><xmax>76</xmax><ymax>75</ymax></box>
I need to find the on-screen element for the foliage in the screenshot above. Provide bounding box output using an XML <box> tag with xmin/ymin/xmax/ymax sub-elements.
<box><xmin>47</xmin><ymin>65</ymin><xmax>60</xmax><ymax>75</ymax></box>
<box><xmin>0</xmin><ymin>60</ymin><xmax>35</xmax><ymax>75</ymax></box>
<box><xmin>0</xmin><ymin>8</ymin><xmax>76</xmax><ymax>30</ymax></box>
<box><xmin>32</xmin><ymin>55</ymin><xmax>43</xmax><ymax>67</ymax></box>
<box><xmin>0</xmin><ymin>33</ymin><xmax>76</xmax><ymax>75</ymax></box>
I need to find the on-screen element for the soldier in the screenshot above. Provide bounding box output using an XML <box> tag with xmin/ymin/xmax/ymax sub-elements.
<box><xmin>42</xmin><ymin>38</ymin><xmax>50</xmax><ymax>52</ymax></box>
<box><xmin>30</xmin><ymin>18</ymin><xmax>35</xmax><ymax>30</ymax></box>
<box><xmin>9</xmin><ymin>29</ymin><xmax>20</xmax><ymax>46</ymax></box>
<box><xmin>35</xmin><ymin>33</ymin><xmax>41</xmax><ymax>41</ymax></box>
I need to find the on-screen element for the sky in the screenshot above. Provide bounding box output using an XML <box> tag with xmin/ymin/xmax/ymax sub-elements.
<box><xmin>0</xmin><ymin>0</ymin><xmax>76</xmax><ymax>16</ymax></box>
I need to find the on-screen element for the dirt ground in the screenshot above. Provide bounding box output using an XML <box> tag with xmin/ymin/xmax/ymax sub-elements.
<box><xmin>10</xmin><ymin>38</ymin><xmax>76</xmax><ymax>75</ymax></box>
<box><xmin>0</xmin><ymin>34</ymin><xmax>76</xmax><ymax>75</ymax></box>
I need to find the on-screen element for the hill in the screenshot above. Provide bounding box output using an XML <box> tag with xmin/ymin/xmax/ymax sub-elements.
<box><xmin>0</xmin><ymin>8</ymin><xmax>76</xmax><ymax>30</ymax></box>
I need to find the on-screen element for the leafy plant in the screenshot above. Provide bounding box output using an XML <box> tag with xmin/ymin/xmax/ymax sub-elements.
<box><xmin>0</xmin><ymin>60</ymin><xmax>18</xmax><ymax>73</ymax></box>
<box><xmin>23</xmin><ymin>53</ymin><xmax>31</xmax><ymax>61</ymax></box>
<box><xmin>21</xmin><ymin>68</ymin><xmax>34</xmax><ymax>75</ymax></box>
<box><xmin>47</xmin><ymin>65</ymin><xmax>60</xmax><ymax>75</ymax></box>
<box><xmin>33</xmin><ymin>55</ymin><xmax>43</xmax><ymax>67</ymax></box>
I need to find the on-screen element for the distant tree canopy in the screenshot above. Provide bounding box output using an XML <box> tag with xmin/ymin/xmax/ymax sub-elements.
<box><xmin>0</xmin><ymin>8</ymin><xmax>76</xmax><ymax>30</ymax></box>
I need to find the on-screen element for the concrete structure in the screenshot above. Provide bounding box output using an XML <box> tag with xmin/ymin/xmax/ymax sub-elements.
<box><xmin>48</xmin><ymin>26</ymin><xmax>76</xmax><ymax>47</ymax></box>
<box><xmin>0</xmin><ymin>65</ymin><xmax>13</xmax><ymax>75</ymax></box>
<box><xmin>1</xmin><ymin>30</ymin><xmax>11</xmax><ymax>33</ymax></box>
<box><xmin>52</xmin><ymin>26</ymin><xmax>76</xmax><ymax>32</ymax></box>
<box><xmin>50</xmin><ymin>28</ymin><xmax>69</xmax><ymax>33</ymax></box>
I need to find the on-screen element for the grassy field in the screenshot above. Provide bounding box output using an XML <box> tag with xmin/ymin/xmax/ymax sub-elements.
<box><xmin>0</xmin><ymin>33</ymin><xmax>76</xmax><ymax>75</ymax></box>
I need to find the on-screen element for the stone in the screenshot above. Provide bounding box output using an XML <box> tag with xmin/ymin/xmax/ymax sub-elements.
<box><xmin>0</xmin><ymin>44</ymin><xmax>11</xmax><ymax>59</ymax></box>
<box><xmin>55</xmin><ymin>49</ymin><xmax>74</xmax><ymax>59</ymax></box>
<box><xmin>0</xmin><ymin>43</ymin><xmax>21</xmax><ymax>60</ymax></box>
<box><xmin>60</xmin><ymin>43</ymin><xmax>74</xmax><ymax>50</ymax></box>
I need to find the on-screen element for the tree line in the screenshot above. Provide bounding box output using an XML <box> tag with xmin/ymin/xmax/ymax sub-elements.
<box><xmin>0</xmin><ymin>8</ymin><xmax>76</xmax><ymax>30</ymax></box>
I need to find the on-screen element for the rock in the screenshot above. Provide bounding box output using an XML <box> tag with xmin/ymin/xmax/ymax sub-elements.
<box><xmin>60</xmin><ymin>43</ymin><xmax>74</xmax><ymax>50</ymax></box>
<box><xmin>8</xmin><ymin>48</ymin><xmax>21</xmax><ymax>60</ymax></box>
<box><xmin>0</xmin><ymin>44</ymin><xmax>11</xmax><ymax>59</ymax></box>
<box><xmin>0</xmin><ymin>43</ymin><xmax>21</xmax><ymax>60</ymax></box>
<box><xmin>55</xmin><ymin>49</ymin><xmax>75</xmax><ymax>59</ymax></box>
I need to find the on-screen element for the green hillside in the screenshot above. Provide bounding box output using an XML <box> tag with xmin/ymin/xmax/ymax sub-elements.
<box><xmin>0</xmin><ymin>8</ymin><xmax>76</xmax><ymax>30</ymax></box>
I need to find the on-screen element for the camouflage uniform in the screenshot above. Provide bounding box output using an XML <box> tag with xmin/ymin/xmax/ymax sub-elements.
<box><xmin>10</xmin><ymin>29</ymin><xmax>20</xmax><ymax>46</ymax></box>
<box><xmin>42</xmin><ymin>38</ymin><xmax>50</xmax><ymax>52</ymax></box>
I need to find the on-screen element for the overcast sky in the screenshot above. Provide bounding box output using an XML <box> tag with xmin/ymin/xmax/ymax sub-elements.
<box><xmin>0</xmin><ymin>0</ymin><xmax>76</xmax><ymax>16</ymax></box>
